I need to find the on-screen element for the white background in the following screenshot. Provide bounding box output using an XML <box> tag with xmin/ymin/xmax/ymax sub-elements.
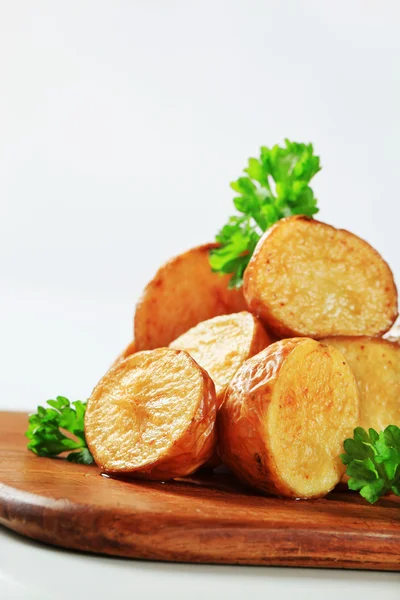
<box><xmin>2</xmin><ymin>0</ymin><xmax>400</xmax><ymax>410</ymax></box>
<box><xmin>1</xmin><ymin>1</ymin><xmax>400</xmax><ymax>598</ymax></box>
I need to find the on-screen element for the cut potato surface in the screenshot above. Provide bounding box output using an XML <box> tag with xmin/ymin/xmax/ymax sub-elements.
<box><xmin>243</xmin><ymin>216</ymin><xmax>398</xmax><ymax>338</ymax></box>
<box><xmin>134</xmin><ymin>244</ymin><xmax>246</xmax><ymax>350</ymax></box>
<box><xmin>170</xmin><ymin>312</ymin><xmax>271</xmax><ymax>407</ymax></box>
<box><xmin>320</xmin><ymin>337</ymin><xmax>400</xmax><ymax>432</ymax></box>
<box><xmin>85</xmin><ymin>348</ymin><xmax>217</xmax><ymax>479</ymax></box>
<box><xmin>218</xmin><ymin>338</ymin><xmax>360</xmax><ymax>499</ymax></box>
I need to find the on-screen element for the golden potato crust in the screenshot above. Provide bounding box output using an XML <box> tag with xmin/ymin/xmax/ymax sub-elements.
<box><xmin>320</xmin><ymin>336</ymin><xmax>400</xmax><ymax>432</ymax></box>
<box><xmin>243</xmin><ymin>216</ymin><xmax>398</xmax><ymax>338</ymax></box>
<box><xmin>170</xmin><ymin>312</ymin><xmax>271</xmax><ymax>407</ymax></box>
<box><xmin>85</xmin><ymin>348</ymin><xmax>217</xmax><ymax>480</ymax></box>
<box><xmin>134</xmin><ymin>244</ymin><xmax>246</xmax><ymax>350</ymax></box>
<box><xmin>218</xmin><ymin>338</ymin><xmax>360</xmax><ymax>499</ymax></box>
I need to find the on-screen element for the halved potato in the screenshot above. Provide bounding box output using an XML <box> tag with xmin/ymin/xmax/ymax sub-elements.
<box><xmin>134</xmin><ymin>243</ymin><xmax>246</xmax><ymax>350</ymax></box>
<box><xmin>243</xmin><ymin>216</ymin><xmax>398</xmax><ymax>338</ymax></box>
<box><xmin>170</xmin><ymin>312</ymin><xmax>271</xmax><ymax>407</ymax></box>
<box><xmin>85</xmin><ymin>348</ymin><xmax>217</xmax><ymax>479</ymax></box>
<box><xmin>218</xmin><ymin>338</ymin><xmax>360</xmax><ymax>499</ymax></box>
<box><xmin>320</xmin><ymin>336</ymin><xmax>400</xmax><ymax>432</ymax></box>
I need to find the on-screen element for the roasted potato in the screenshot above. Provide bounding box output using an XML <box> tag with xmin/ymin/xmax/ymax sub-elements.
<box><xmin>134</xmin><ymin>244</ymin><xmax>246</xmax><ymax>350</ymax></box>
<box><xmin>85</xmin><ymin>348</ymin><xmax>217</xmax><ymax>479</ymax></box>
<box><xmin>243</xmin><ymin>216</ymin><xmax>398</xmax><ymax>338</ymax></box>
<box><xmin>170</xmin><ymin>312</ymin><xmax>271</xmax><ymax>407</ymax></box>
<box><xmin>218</xmin><ymin>338</ymin><xmax>360</xmax><ymax>499</ymax></box>
<box><xmin>320</xmin><ymin>336</ymin><xmax>400</xmax><ymax>432</ymax></box>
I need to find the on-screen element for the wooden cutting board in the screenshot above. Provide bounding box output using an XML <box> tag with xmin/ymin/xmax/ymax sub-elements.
<box><xmin>0</xmin><ymin>411</ymin><xmax>399</xmax><ymax>570</ymax></box>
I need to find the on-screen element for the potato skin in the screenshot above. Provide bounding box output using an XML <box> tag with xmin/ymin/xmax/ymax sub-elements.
<box><xmin>85</xmin><ymin>348</ymin><xmax>217</xmax><ymax>480</ymax></box>
<box><xmin>243</xmin><ymin>216</ymin><xmax>398</xmax><ymax>338</ymax></box>
<box><xmin>218</xmin><ymin>338</ymin><xmax>359</xmax><ymax>499</ymax></box>
<box><xmin>219</xmin><ymin>339</ymin><xmax>301</xmax><ymax>497</ymax></box>
<box><xmin>134</xmin><ymin>244</ymin><xmax>247</xmax><ymax>350</ymax></box>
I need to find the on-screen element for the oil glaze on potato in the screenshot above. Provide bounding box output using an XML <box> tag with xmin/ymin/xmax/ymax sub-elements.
<box><xmin>320</xmin><ymin>337</ymin><xmax>400</xmax><ymax>432</ymax></box>
<box><xmin>134</xmin><ymin>244</ymin><xmax>246</xmax><ymax>350</ymax></box>
<box><xmin>243</xmin><ymin>216</ymin><xmax>398</xmax><ymax>338</ymax></box>
<box><xmin>170</xmin><ymin>312</ymin><xmax>271</xmax><ymax>407</ymax></box>
<box><xmin>218</xmin><ymin>338</ymin><xmax>360</xmax><ymax>499</ymax></box>
<box><xmin>85</xmin><ymin>348</ymin><xmax>217</xmax><ymax>480</ymax></box>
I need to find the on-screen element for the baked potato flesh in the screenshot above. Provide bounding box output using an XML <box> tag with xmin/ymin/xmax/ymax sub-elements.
<box><xmin>243</xmin><ymin>216</ymin><xmax>398</xmax><ymax>338</ymax></box>
<box><xmin>85</xmin><ymin>348</ymin><xmax>217</xmax><ymax>479</ymax></box>
<box><xmin>170</xmin><ymin>311</ymin><xmax>271</xmax><ymax>407</ymax></box>
<box><xmin>218</xmin><ymin>338</ymin><xmax>359</xmax><ymax>499</ymax></box>
<box><xmin>134</xmin><ymin>244</ymin><xmax>246</xmax><ymax>350</ymax></box>
<box><xmin>320</xmin><ymin>337</ymin><xmax>400</xmax><ymax>432</ymax></box>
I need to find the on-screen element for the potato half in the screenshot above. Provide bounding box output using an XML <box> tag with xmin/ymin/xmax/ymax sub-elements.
<box><xmin>243</xmin><ymin>216</ymin><xmax>398</xmax><ymax>338</ymax></box>
<box><xmin>85</xmin><ymin>348</ymin><xmax>217</xmax><ymax>479</ymax></box>
<box><xmin>170</xmin><ymin>312</ymin><xmax>271</xmax><ymax>407</ymax></box>
<box><xmin>134</xmin><ymin>244</ymin><xmax>246</xmax><ymax>350</ymax></box>
<box><xmin>218</xmin><ymin>338</ymin><xmax>360</xmax><ymax>499</ymax></box>
<box><xmin>320</xmin><ymin>337</ymin><xmax>400</xmax><ymax>432</ymax></box>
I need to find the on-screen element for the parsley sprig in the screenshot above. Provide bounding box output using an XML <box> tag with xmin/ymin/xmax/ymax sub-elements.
<box><xmin>210</xmin><ymin>140</ymin><xmax>321</xmax><ymax>288</ymax></box>
<box><xmin>341</xmin><ymin>425</ymin><xmax>400</xmax><ymax>504</ymax></box>
<box><xmin>26</xmin><ymin>396</ymin><xmax>94</xmax><ymax>465</ymax></box>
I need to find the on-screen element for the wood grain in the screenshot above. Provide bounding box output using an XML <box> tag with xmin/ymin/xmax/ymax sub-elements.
<box><xmin>0</xmin><ymin>411</ymin><xmax>399</xmax><ymax>570</ymax></box>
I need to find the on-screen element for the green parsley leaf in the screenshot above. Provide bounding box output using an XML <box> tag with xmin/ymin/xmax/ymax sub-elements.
<box><xmin>26</xmin><ymin>396</ymin><xmax>94</xmax><ymax>464</ymax></box>
<box><xmin>341</xmin><ymin>425</ymin><xmax>400</xmax><ymax>504</ymax></box>
<box><xmin>210</xmin><ymin>139</ymin><xmax>321</xmax><ymax>288</ymax></box>
<box><xmin>66</xmin><ymin>447</ymin><xmax>95</xmax><ymax>465</ymax></box>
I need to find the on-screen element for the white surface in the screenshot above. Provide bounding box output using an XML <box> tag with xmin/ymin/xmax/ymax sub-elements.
<box><xmin>1</xmin><ymin>1</ymin><xmax>400</xmax><ymax>598</ymax></box>
<box><xmin>1</xmin><ymin>528</ymin><xmax>399</xmax><ymax>600</ymax></box>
